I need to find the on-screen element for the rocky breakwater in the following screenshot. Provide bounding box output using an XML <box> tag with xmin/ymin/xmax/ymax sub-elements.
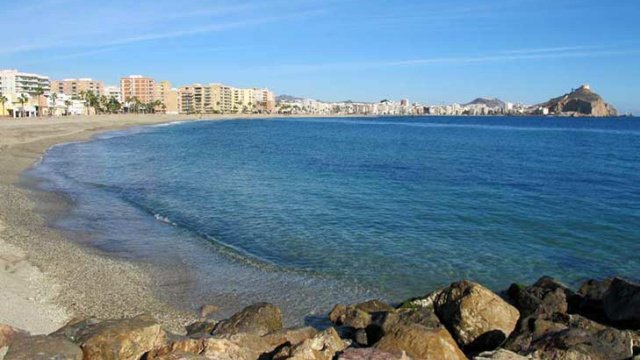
<box><xmin>1</xmin><ymin>277</ymin><xmax>639</xmax><ymax>360</ymax></box>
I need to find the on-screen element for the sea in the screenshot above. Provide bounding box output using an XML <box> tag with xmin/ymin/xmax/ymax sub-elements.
<box><xmin>25</xmin><ymin>116</ymin><xmax>640</xmax><ymax>324</ymax></box>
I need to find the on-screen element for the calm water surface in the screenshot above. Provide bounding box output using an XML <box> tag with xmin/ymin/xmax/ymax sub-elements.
<box><xmin>27</xmin><ymin>116</ymin><xmax>640</xmax><ymax>320</ymax></box>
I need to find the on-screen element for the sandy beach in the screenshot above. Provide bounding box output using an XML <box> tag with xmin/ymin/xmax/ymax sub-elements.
<box><xmin>0</xmin><ymin>113</ymin><xmax>293</xmax><ymax>334</ymax></box>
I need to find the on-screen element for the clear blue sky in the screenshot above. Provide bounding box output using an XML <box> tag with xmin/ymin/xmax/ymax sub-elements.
<box><xmin>2</xmin><ymin>0</ymin><xmax>639</xmax><ymax>113</ymax></box>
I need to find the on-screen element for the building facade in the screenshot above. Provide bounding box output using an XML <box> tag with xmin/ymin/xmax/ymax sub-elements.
<box><xmin>120</xmin><ymin>75</ymin><xmax>155</xmax><ymax>103</ymax></box>
<box><xmin>0</xmin><ymin>69</ymin><xmax>51</xmax><ymax>97</ymax></box>
<box><xmin>104</xmin><ymin>85</ymin><xmax>122</xmax><ymax>102</ymax></box>
<box><xmin>51</xmin><ymin>78</ymin><xmax>105</xmax><ymax>98</ymax></box>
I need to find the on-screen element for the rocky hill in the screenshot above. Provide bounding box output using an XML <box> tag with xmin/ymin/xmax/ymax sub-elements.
<box><xmin>538</xmin><ymin>85</ymin><xmax>618</xmax><ymax>117</ymax></box>
<box><xmin>465</xmin><ymin>97</ymin><xmax>505</xmax><ymax>108</ymax></box>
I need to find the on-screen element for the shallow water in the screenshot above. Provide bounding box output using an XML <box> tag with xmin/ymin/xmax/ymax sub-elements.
<box><xmin>26</xmin><ymin>116</ymin><xmax>640</xmax><ymax>320</ymax></box>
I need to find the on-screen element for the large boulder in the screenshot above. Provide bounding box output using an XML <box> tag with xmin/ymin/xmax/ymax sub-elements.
<box><xmin>527</xmin><ymin>327</ymin><xmax>634</xmax><ymax>359</ymax></box>
<box><xmin>368</xmin><ymin>308</ymin><xmax>441</xmax><ymax>345</ymax></box>
<box><xmin>375</xmin><ymin>324</ymin><xmax>467</xmax><ymax>360</ymax></box>
<box><xmin>0</xmin><ymin>324</ymin><xmax>29</xmax><ymax>349</ymax></box>
<box><xmin>338</xmin><ymin>347</ymin><xmax>411</xmax><ymax>360</ymax></box>
<box><xmin>4</xmin><ymin>335</ymin><xmax>83</xmax><ymax>360</ymax></box>
<box><xmin>435</xmin><ymin>281</ymin><xmax>520</xmax><ymax>352</ymax></box>
<box><xmin>213</xmin><ymin>303</ymin><xmax>283</xmax><ymax>336</ymax></box>
<box><xmin>59</xmin><ymin>314</ymin><xmax>165</xmax><ymax>360</ymax></box>
<box><xmin>504</xmin><ymin>313</ymin><xmax>634</xmax><ymax>359</ymax></box>
<box><xmin>603</xmin><ymin>278</ymin><xmax>640</xmax><ymax>328</ymax></box>
<box><xmin>185</xmin><ymin>321</ymin><xmax>217</xmax><ymax>338</ymax></box>
<box><xmin>287</xmin><ymin>327</ymin><xmax>350</xmax><ymax>360</ymax></box>
<box><xmin>511</xmin><ymin>277</ymin><xmax>579</xmax><ymax>319</ymax></box>
<box><xmin>201</xmin><ymin>338</ymin><xmax>258</xmax><ymax>360</ymax></box>
<box><xmin>576</xmin><ymin>279</ymin><xmax>612</xmax><ymax>322</ymax></box>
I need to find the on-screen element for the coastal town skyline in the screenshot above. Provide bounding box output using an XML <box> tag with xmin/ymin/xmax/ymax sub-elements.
<box><xmin>1</xmin><ymin>0</ymin><xmax>639</xmax><ymax>114</ymax></box>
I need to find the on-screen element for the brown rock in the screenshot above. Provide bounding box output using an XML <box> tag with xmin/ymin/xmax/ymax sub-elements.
<box><xmin>5</xmin><ymin>335</ymin><xmax>83</xmax><ymax>360</ymax></box>
<box><xmin>514</xmin><ymin>277</ymin><xmax>579</xmax><ymax>319</ymax></box>
<box><xmin>288</xmin><ymin>327</ymin><xmax>350</xmax><ymax>360</ymax></box>
<box><xmin>202</xmin><ymin>326</ymin><xmax>317</xmax><ymax>360</ymax></box>
<box><xmin>343</xmin><ymin>308</ymin><xmax>372</xmax><ymax>329</ymax></box>
<box><xmin>375</xmin><ymin>324</ymin><xmax>467</xmax><ymax>360</ymax></box>
<box><xmin>0</xmin><ymin>324</ymin><xmax>29</xmax><ymax>348</ymax></box>
<box><xmin>603</xmin><ymin>278</ymin><xmax>640</xmax><ymax>328</ymax></box>
<box><xmin>154</xmin><ymin>352</ymin><xmax>210</xmax><ymax>360</ymax></box>
<box><xmin>185</xmin><ymin>321</ymin><xmax>217</xmax><ymax>338</ymax></box>
<box><xmin>368</xmin><ymin>308</ymin><xmax>441</xmax><ymax>345</ymax></box>
<box><xmin>145</xmin><ymin>333</ymin><xmax>205</xmax><ymax>359</ymax></box>
<box><xmin>71</xmin><ymin>314</ymin><xmax>165</xmax><ymax>360</ymax></box>
<box><xmin>435</xmin><ymin>281</ymin><xmax>520</xmax><ymax>352</ymax></box>
<box><xmin>51</xmin><ymin>318</ymin><xmax>102</xmax><ymax>342</ymax></box>
<box><xmin>338</xmin><ymin>348</ymin><xmax>411</xmax><ymax>360</ymax></box>
<box><xmin>213</xmin><ymin>303</ymin><xmax>283</xmax><ymax>336</ymax></box>
<box><xmin>329</xmin><ymin>305</ymin><xmax>348</xmax><ymax>324</ymax></box>
<box><xmin>354</xmin><ymin>300</ymin><xmax>395</xmax><ymax>314</ymax></box>
<box><xmin>528</xmin><ymin>327</ymin><xmax>634</xmax><ymax>359</ymax></box>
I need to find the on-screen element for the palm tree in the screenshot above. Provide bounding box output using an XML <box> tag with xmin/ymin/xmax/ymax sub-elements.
<box><xmin>18</xmin><ymin>94</ymin><xmax>29</xmax><ymax>118</ymax></box>
<box><xmin>50</xmin><ymin>93</ymin><xmax>58</xmax><ymax>116</ymax></box>
<box><xmin>0</xmin><ymin>93</ymin><xmax>7</xmax><ymax>117</ymax></box>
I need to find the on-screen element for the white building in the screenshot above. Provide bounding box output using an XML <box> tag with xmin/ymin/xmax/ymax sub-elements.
<box><xmin>0</xmin><ymin>69</ymin><xmax>50</xmax><ymax>97</ymax></box>
<box><xmin>105</xmin><ymin>85</ymin><xmax>122</xmax><ymax>102</ymax></box>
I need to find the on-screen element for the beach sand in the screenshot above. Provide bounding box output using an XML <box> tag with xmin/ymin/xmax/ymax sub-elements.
<box><xmin>0</xmin><ymin>113</ymin><xmax>289</xmax><ymax>334</ymax></box>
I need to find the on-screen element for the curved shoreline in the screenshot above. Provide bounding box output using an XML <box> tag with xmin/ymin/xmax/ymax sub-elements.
<box><xmin>0</xmin><ymin>114</ymin><xmax>285</xmax><ymax>333</ymax></box>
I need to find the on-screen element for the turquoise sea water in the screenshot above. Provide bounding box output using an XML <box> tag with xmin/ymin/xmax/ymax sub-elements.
<box><xmin>27</xmin><ymin>116</ymin><xmax>640</xmax><ymax>320</ymax></box>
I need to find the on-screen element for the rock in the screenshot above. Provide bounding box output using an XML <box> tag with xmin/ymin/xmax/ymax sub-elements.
<box><xmin>375</xmin><ymin>324</ymin><xmax>466</xmax><ymax>360</ymax></box>
<box><xmin>201</xmin><ymin>337</ymin><xmax>257</xmax><ymax>360</ymax></box>
<box><xmin>603</xmin><ymin>278</ymin><xmax>640</xmax><ymax>328</ymax></box>
<box><xmin>185</xmin><ymin>321</ymin><xmax>217</xmax><ymax>338</ymax></box>
<box><xmin>528</xmin><ymin>327</ymin><xmax>634</xmax><ymax>359</ymax></box>
<box><xmin>435</xmin><ymin>280</ymin><xmax>520</xmax><ymax>352</ymax></box>
<box><xmin>354</xmin><ymin>300</ymin><xmax>395</xmax><ymax>314</ymax></box>
<box><xmin>144</xmin><ymin>333</ymin><xmax>205</xmax><ymax>359</ymax></box>
<box><xmin>329</xmin><ymin>305</ymin><xmax>348</xmax><ymax>324</ymax></box>
<box><xmin>537</xmin><ymin>85</ymin><xmax>618</xmax><ymax>117</ymax></box>
<box><xmin>65</xmin><ymin>314</ymin><xmax>165</xmax><ymax>360</ymax></box>
<box><xmin>338</xmin><ymin>348</ymin><xmax>411</xmax><ymax>360</ymax></box>
<box><xmin>577</xmin><ymin>279</ymin><xmax>612</xmax><ymax>322</ymax></box>
<box><xmin>51</xmin><ymin>318</ymin><xmax>102</xmax><ymax>342</ymax></box>
<box><xmin>398</xmin><ymin>289</ymin><xmax>443</xmax><ymax>310</ymax></box>
<box><xmin>213</xmin><ymin>303</ymin><xmax>283</xmax><ymax>336</ymax></box>
<box><xmin>473</xmin><ymin>349</ymin><xmax>530</xmax><ymax>359</ymax></box>
<box><xmin>288</xmin><ymin>327</ymin><xmax>350</xmax><ymax>360</ymax></box>
<box><xmin>0</xmin><ymin>324</ymin><xmax>29</xmax><ymax>349</ymax></box>
<box><xmin>355</xmin><ymin>329</ymin><xmax>369</xmax><ymax>346</ymax></box>
<box><xmin>329</xmin><ymin>301</ymin><xmax>394</xmax><ymax>327</ymax></box>
<box><xmin>504</xmin><ymin>313</ymin><xmax>635</xmax><ymax>359</ymax></box>
<box><xmin>368</xmin><ymin>308</ymin><xmax>441</xmax><ymax>345</ymax></box>
<box><xmin>343</xmin><ymin>308</ymin><xmax>372</xmax><ymax>329</ymax></box>
<box><xmin>200</xmin><ymin>305</ymin><xmax>220</xmax><ymax>318</ymax></box>
<box><xmin>514</xmin><ymin>277</ymin><xmax>579</xmax><ymax>319</ymax></box>
<box><xmin>4</xmin><ymin>335</ymin><xmax>83</xmax><ymax>360</ymax></box>
<box><xmin>201</xmin><ymin>326</ymin><xmax>317</xmax><ymax>360</ymax></box>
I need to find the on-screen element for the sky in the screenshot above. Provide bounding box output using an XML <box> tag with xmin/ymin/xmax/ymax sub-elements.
<box><xmin>1</xmin><ymin>0</ymin><xmax>639</xmax><ymax>113</ymax></box>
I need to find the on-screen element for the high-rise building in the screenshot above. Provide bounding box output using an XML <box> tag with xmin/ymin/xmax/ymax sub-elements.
<box><xmin>253</xmin><ymin>88</ymin><xmax>276</xmax><ymax>113</ymax></box>
<box><xmin>155</xmin><ymin>80</ymin><xmax>181</xmax><ymax>114</ymax></box>
<box><xmin>51</xmin><ymin>78</ymin><xmax>105</xmax><ymax>98</ymax></box>
<box><xmin>120</xmin><ymin>75</ymin><xmax>155</xmax><ymax>103</ymax></box>
<box><xmin>0</xmin><ymin>69</ymin><xmax>50</xmax><ymax>96</ymax></box>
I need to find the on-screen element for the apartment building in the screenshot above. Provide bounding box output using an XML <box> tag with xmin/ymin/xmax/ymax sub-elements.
<box><xmin>155</xmin><ymin>80</ymin><xmax>181</xmax><ymax>114</ymax></box>
<box><xmin>51</xmin><ymin>78</ymin><xmax>105</xmax><ymax>98</ymax></box>
<box><xmin>120</xmin><ymin>75</ymin><xmax>155</xmax><ymax>103</ymax></box>
<box><xmin>253</xmin><ymin>88</ymin><xmax>276</xmax><ymax>113</ymax></box>
<box><xmin>0</xmin><ymin>69</ymin><xmax>51</xmax><ymax>96</ymax></box>
<box><xmin>104</xmin><ymin>85</ymin><xmax>122</xmax><ymax>102</ymax></box>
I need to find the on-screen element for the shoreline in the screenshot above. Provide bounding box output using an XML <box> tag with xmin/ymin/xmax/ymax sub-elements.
<box><xmin>0</xmin><ymin>113</ymin><xmax>318</xmax><ymax>334</ymax></box>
